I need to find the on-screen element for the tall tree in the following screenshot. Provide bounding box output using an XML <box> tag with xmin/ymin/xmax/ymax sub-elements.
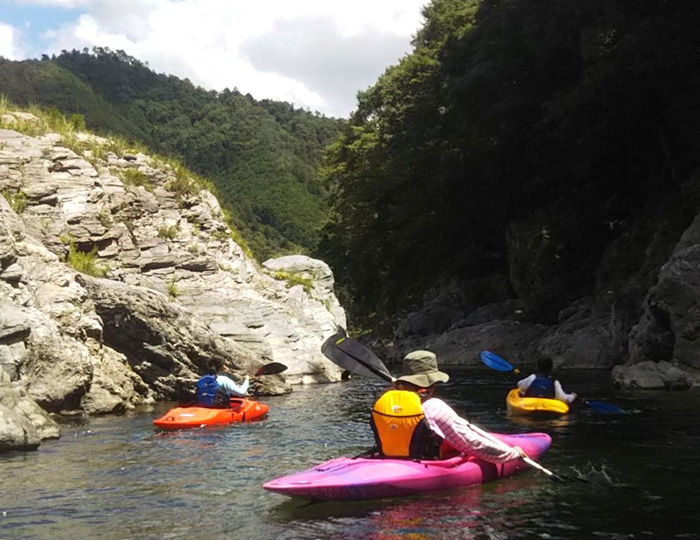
<box><xmin>319</xmin><ymin>0</ymin><xmax>700</xmax><ymax>330</ymax></box>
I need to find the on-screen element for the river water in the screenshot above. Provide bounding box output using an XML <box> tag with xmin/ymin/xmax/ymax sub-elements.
<box><xmin>2</xmin><ymin>368</ymin><xmax>700</xmax><ymax>539</ymax></box>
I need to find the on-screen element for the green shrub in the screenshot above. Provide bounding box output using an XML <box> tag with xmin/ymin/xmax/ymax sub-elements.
<box><xmin>212</xmin><ymin>229</ymin><xmax>230</xmax><ymax>242</ymax></box>
<box><xmin>167</xmin><ymin>167</ymin><xmax>201</xmax><ymax>203</ymax></box>
<box><xmin>158</xmin><ymin>224</ymin><xmax>179</xmax><ymax>240</ymax></box>
<box><xmin>117</xmin><ymin>168</ymin><xmax>153</xmax><ymax>190</ymax></box>
<box><xmin>167</xmin><ymin>278</ymin><xmax>179</xmax><ymax>299</ymax></box>
<box><xmin>272</xmin><ymin>271</ymin><xmax>313</xmax><ymax>293</ymax></box>
<box><xmin>67</xmin><ymin>242</ymin><xmax>107</xmax><ymax>277</ymax></box>
<box><xmin>2</xmin><ymin>189</ymin><xmax>28</xmax><ymax>214</ymax></box>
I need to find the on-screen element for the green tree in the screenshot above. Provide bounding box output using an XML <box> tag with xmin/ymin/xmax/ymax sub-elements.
<box><xmin>319</xmin><ymin>0</ymin><xmax>700</xmax><ymax>331</ymax></box>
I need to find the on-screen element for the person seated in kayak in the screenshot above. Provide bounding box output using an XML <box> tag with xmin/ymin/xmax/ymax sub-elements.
<box><xmin>516</xmin><ymin>356</ymin><xmax>577</xmax><ymax>404</ymax></box>
<box><xmin>195</xmin><ymin>363</ymin><xmax>249</xmax><ymax>408</ymax></box>
<box><xmin>370</xmin><ymin>350</ymin><xmax>526</xmax><ymax>462</ymax></box>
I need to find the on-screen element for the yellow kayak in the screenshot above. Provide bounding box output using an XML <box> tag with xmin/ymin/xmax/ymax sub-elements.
<box><xmin>506</xmin><ymin>388</ymin><xmax>569</xmax><ymax>416</ymax></box>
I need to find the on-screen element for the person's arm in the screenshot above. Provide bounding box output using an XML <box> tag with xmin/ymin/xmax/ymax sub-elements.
<box><xmin>516</xmin><ymin>374</ymin><xmax>536</xmax><ymax>394</ymax></box>
<box><xmin>216</xmin><ymin>374</ymin><xmax>249</xmax><ymax>397</ymax></box>
<box><xmin>422</xmin><ymin>398</ymin><xmax>520</xmax><ymax>463</ymax></box>
<box><xmin>554</xmin><ymin>380</ymin><xmax>577</xmax><ymax>404</ymax></box>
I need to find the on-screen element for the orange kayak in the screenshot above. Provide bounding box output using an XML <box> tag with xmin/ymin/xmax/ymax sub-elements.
<box><xmin>153</xmin><ymin>398</ymin><xmax>269</xmax><ymax>430</ymax></box>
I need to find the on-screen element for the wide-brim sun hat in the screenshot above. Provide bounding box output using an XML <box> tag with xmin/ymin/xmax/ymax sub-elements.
<box><xmin>397</xmin><ymin>350</ymin><xmax>449</xmax><ymax>388</ymax></box>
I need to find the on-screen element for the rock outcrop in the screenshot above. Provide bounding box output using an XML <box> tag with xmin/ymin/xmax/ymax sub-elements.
<box><xmin>382</xmin><ymin>219</ymin><xmax>700</xmax><ymax>391</ymax></box>
<box><xmin>0</xmin><ymin>116</ymin><xmax>346</xmax><ymax>450</ymax></box>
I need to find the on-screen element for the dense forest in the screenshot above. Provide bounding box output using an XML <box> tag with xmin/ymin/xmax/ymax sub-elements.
<box><xmin>0</xmin><ymin>49</ymin><xmax>344</xmax><ymax>260</ymax></box>
<box><xmin>2</xmin><ymin>1</ymin><xmax>700</xmax><ymax>336</ymax></box>
<box><xmin>318</xmin><ymin>0</ymin><xmax>700</xmax><ymax>332</ymax></box>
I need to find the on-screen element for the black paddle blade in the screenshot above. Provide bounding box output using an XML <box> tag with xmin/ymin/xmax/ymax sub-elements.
<box><xmin>321</xmin><ymin>332</ymin><xmax>394</xmax><ymax>383</ymax></box>
<box><xmin>255</xmin><ymin>362</ymin><xmax>288</xmax><ymax>376</ymax></box>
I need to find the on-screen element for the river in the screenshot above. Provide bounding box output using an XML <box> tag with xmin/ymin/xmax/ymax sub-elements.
<box><xmin>2</xmin><ymin>368</ymin><xmax>700</xmax><ymax>539</ymax></box>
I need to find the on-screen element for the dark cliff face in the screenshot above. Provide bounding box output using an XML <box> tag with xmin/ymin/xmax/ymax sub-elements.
<box><xmin>316</xmin><ymin>0</ymin><xmax>700</xmax><ymax>341</ymax></box>
<box><xmin>370</xmin><ymin>199</ymin><xmax>700</xmax><ymax>390</ymax></box>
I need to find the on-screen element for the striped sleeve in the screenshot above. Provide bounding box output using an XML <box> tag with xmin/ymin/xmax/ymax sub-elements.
<box><xmin>422</xmin><ymin>398</ymin><xmax>520</xmax><ymax>463</ymax></box>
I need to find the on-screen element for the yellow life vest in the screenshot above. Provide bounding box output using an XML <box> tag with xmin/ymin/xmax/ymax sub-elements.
<box><xmin>370</xmin><ymin>390</ymin><xmax>441</xmax><ymax>459</ymax></box>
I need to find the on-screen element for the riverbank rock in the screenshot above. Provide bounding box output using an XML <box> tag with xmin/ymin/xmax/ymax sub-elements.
<box><xmin>0</xmin><ymin>371</ymin><xmax>60</xmax><ymax>451</ymax></box>
<box><xmin>384</xmin><ymin>319</ymin><xmax>546</xmax><ymax>368</ymax></box>
<box><xmin>628</xmin><ymin>214</ymin><xmax>700</xmax><ymax>370</ymax></box>
<box><xmin>611</xmin><ymin>360</ymin><xmax>698</xmax><ymax>389</ymax></box>
<box><xmin>0</xmin><ymin>116</ymin><xmax>346</xmax><ymax>450</ymax></box>
<box><xmin>385</xmin><ymin>202</ymin><xmax>700</xmax><ymax>390</ymax></box>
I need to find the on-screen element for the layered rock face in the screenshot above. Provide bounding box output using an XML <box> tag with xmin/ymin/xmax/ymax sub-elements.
<box><xmin>0</xmin><ymin>117</ymin><xmax>346</xmax><ymax>450</ymax></box>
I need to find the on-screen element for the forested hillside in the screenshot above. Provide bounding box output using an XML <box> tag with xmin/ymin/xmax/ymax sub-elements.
<box><xmin>0</xmin><ymin>49</ymin><xmax>344</xmax><ymax>259</ymax></box>
<box><xmin>318</xmin><ymin>0</ymin><xmax>700</xmax><ymax>332</ymax></box>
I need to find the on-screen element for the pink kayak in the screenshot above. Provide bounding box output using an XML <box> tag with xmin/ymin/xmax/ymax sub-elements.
<box><xmin>263</xmin><ymin>432</ymin><xmax>551</xmax><ymax>501</ymax></box>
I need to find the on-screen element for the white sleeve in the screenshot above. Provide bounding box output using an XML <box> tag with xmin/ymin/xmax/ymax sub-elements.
<box><xmin>516</xmin><ymin>374</ymin><xmax>536</xmax><ymax>392</ymax></box>
<box><xmin>554</xmin><ymin>380</ymin><xmax>576</xmax><ymax>403</ymax></box>
<box><xmin>216</xmin><ymin>375</ymin><xmax>249</xmax><ymax>397</ymax></box>
<box><xmin>422</xmin><ymin>398</ymin><xmax>520</xmax><ymax>463</ymax></box>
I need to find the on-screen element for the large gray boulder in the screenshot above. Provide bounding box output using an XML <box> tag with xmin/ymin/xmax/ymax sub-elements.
<box><xmin>0</xmin><ymin>371</ymin><xmax>59</xmax><ymax>451</ymax></box>
<box><xmin>0</xmin><ymin>116</ymin><xmax>347</xmax><ymax>451</ymax></box>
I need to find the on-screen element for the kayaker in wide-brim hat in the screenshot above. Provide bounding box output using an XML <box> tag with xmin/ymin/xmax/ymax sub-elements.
<box><xmin>370</xmin><ymin>349</ymin><xmax>526</xmax><ymax>463</ymax></box>
<box><xmin>396</xmin><ymin>350</ymin><xmax>449</xmax><ymax>388</ymax></box>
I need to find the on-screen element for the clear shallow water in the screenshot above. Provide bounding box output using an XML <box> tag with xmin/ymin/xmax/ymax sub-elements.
<box><xmin>2</xmin><ymin>368</ymin><xmax>700</xmax><ymax>539</ymax></box>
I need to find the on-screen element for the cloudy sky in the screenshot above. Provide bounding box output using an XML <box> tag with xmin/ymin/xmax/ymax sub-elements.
<box><xmin>0</xmin><ymin>0</ymin><xmax>429</xmax><ymax>118</ymax></box>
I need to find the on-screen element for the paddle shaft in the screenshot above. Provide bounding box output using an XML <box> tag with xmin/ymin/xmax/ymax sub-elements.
<box><xmin>465</xmin><ymin>421</ymin><xmax>560</xmax><ymax>479</ymax></box>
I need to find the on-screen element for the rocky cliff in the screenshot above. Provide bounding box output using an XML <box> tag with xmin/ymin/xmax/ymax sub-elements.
<box><xmin>0</xmin><ymin>112</ymin><xmax>346</xmax><ymax>450</ymax></box>
<box><xmin>379</xmin><ymin>229</ymin><xmax>700</xmax><ymax>392</ymax></box>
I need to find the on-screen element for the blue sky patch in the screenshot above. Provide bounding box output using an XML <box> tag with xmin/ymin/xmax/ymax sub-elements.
<box><xmin>0</xmin><ymin>3</ymin><xmax>83</xmax><ymax>57</ymax></box>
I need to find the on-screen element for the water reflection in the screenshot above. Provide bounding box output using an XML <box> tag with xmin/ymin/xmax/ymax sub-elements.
<box><xmin>506</xmin><ymin>413</ymin><xmax>575</xmax><ymax>433</ymax></box>
<box><xmin>273</xmin><ymin>475</ymin><xmax>549</xmax><ymax>540</ymax></box>
<box><xmin>2</xmin><ymin>370</ymin><xmax>700</xmax><ymax>539</ymax></box>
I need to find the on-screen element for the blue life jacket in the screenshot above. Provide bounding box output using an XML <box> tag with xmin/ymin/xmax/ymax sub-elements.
<box><xmin>196</xmin><ymin>375</ymin><xmax>220</xmax><ymax>407</ymax></box>
<box><xmin>525</xmin><ymin>375</ymin><xmax>555</xmax><ymax>398</ymax></box>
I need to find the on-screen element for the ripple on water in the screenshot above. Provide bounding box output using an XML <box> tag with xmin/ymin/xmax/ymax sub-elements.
<box><xmin>2</xmin><ymin>372</ymin><xmax>700</xmax><ymax>539</ymax></box>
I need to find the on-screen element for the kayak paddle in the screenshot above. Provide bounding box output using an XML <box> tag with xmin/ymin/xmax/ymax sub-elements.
<box><xmin>480</xmin><ymin>350</ymin><xmax>521</xmax><ymax>375</ymax></box>
<box><xmin>321</xmin><ymin>330</ymin><xmax>396</xmax><ymax>383</ymax></box>
<box><xmin>177</xmin><ymin>363</ymin><xmax>286</xmax><ymax>406</ymax></box>
<box><xmin>255</xmin><ymin>362</ymin><xmax>288</xmax><ymax>376</ymax></box>
<box><xmin>479</xmin><ymin>350</ymin><xmax>626</xmax><ymax>414</ymax></box>
<box><xmin>322</xmin><ymin>332</ymin><xmax>565</xmax><ymax>481</ymax></box>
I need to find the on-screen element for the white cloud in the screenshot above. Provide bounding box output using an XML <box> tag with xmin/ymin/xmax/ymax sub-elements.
<box><xmin>9</xmin><ymin>0</ymin><xmax>96</xmax><ymax>6</ymax></box>
<box><xmin>0</xmin><ymin>22</ymin><xmax>24</xmax><ymax>60</ymax></box>
<box><xmin>32</xmin><ymin>0</ymin><xmax>428</xmax><ymax>117</ymax></box>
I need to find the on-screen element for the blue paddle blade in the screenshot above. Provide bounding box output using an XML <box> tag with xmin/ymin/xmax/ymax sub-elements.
<box><xmin>584</xmin><ymin>400</ymin><xmax>626</xmax><ymax>414</ymax></box>
<box><xmin>479</xmin><ymin>350</ymin><xmax>515</xmax><ymax>372</ymax></box>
